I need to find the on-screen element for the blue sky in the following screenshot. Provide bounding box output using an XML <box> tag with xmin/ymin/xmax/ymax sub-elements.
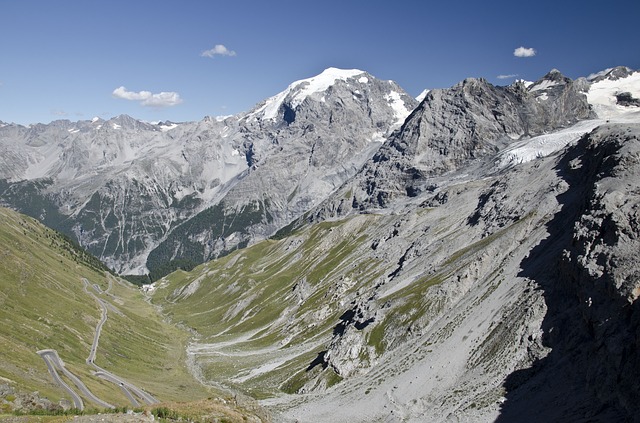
<box><xmin>1</xmin><ymin>0</ymin><xmax>639</xmax><ymax>125</ymax></box>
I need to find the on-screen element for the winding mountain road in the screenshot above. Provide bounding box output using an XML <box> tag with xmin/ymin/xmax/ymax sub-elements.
<box><xmin>37</xmin><ymin>349</ymin><xmax>114</xmax><ymax>410</ymax></box>
<box><xmin>37</xmin><ymin>349</ymin><xmax>84</xmax><ymax>410</ymax></box>
<box><xmin>83</xmin><ymin>279</ymin><xmax>107</xmax><ymax>365</ymax></box>
<box><xmin>37</xmin><ymin>278</ymin><xmax>158</xmax><ymax>409</ymax></box>
<box><xmin>82</xmin><ymin>278</ymin><xmax>158</xmax><ymax>406</ymax></box>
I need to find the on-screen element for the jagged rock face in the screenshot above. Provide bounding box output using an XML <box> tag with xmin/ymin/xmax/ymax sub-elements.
<box><xmin>554</xmin><ymin>124</ymin><xmax>640</xmax><ymax>417</ymax></box>
<box><xmin>351</xmin><ymin>70</ymin><xmax>595</xmax><ymax>207</ymax></box>
<box><xmin>233</xmin><ymin>72</ymin><xmax>415</xmax><ymax>208</ymax></box>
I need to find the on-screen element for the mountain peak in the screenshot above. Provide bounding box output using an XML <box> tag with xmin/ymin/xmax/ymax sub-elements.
<box><xmin>107</xmin><ymin>114</ymin><xmax>155</xmax><ymax>131</ymax></box>
<box><xmin>528</xmin><ymin>69</ymin><xmax>572</xmax><ymax>93</ymax></box>
<box><xmin>110</xmin><ymin>114</ymin><xmax>137</xmax><ymax>123</ymax></box>
<box><xmin>247</xmin><ymin>67</ymin><xmax>368</xmax><ymax>120</ymax></box>
<box><xmin>587</xmin><ymin>66</ymin><xmax>635</xmax><ymax>82</ymax></box>
<box><xmin>541</xmin><ymin>68</ymin><xmax>570</xmax><ymax>82</ymax></box>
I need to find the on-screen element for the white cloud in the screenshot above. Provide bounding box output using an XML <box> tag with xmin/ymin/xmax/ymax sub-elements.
<box><xmin>112</xmin><ymin>86</ymin><xmax>183</xmax><ymax>107</ymax></box>
<box><xmin>497</xmin><ymin>74</ymin><xmax>518</xmax><ymax>79</ymax></box>
<box><xmin>201</xmin><ymin>44</ymin><xmax>237</xmax><ymax>58</ymax></box>
<box><xmin>514</xmin><ymin>46</ymin><xmax>536</xmax><ymax>58</ymax></box>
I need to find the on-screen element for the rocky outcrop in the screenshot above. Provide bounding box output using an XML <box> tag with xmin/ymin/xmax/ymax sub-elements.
<box><xmin>497</xmin><ymin>124</ymin><xmax>640</xmax><ymax>421</ymax></box>
<box><xmin>556</xmin><ymin>124</ymin><xmax>640</xmax><ymax>416</ymax></box>
<box><xmin>0</xmin><ymin>384</ymin><xmax>67</xmax><ymax>413</ymax></box>
<box><xmin>352</xmin><ymin>70</ymin><xmax>594</xmax><ymax>208</ymax></box>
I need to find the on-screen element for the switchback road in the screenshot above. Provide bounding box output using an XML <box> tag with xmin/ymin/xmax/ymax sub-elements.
<box><xmin>37</xmin><ymin>278</ymin><xmax>158</xmax><ymax>409</ymax></box>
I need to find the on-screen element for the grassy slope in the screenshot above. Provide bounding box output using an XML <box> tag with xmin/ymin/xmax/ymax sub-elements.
<box><xmin>0</xmin><ymin>207</ymin><xmax>209</xmax><ymax>407</ymax></box>
<box><xmin>152</xmin><ymin>215</ymin><xmax>385</xmax><ymax>397</ymax></box>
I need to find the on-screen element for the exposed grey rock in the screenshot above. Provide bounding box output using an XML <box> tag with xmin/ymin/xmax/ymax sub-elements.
<box><xmin>556</xmin><ymin>124</ymin><xmax>640</xmax><ymax>415</ymax></box>
<box><xmin>268</xmin><ymin>123</ymin><xmax>640</xmax><ymax>422</ymax></box>
<box><xmin>616</xmin><ymin>91</ymin><xmax>640</xmax><ymax>107</ymax></box>
<box><xmin>494</xmin><ymin>124</ymin><xmax>640</xmax><ymax>422</ymax></box>
<box><xmin>349</xmin><ymin>69</ymin><xmax>595</xmax><ymax>208</ymax></box>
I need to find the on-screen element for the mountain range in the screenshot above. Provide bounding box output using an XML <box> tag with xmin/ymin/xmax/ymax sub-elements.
<box><xmin>0</xmin><ymin>68</ymin><xmax>416</xmax><ymax>278</ymax></box>
<box><xmin>3</xmin><ymin>67</ymin><xmax>638</xmax><ymax>281</ymax></box>
<box><xmin>1</xmin><ymin>65</ymin><xmax>640</xmax><ymax>421</ymax></box>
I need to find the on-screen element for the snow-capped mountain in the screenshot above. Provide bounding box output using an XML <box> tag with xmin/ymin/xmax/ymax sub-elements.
<box><xmin>145</xmin><ymin>68</ymin><xmax>417</xmax><ymax>278</ymax></box>
<box><xmin>247</xmin><ymin>68</ymin><xmax>411</xmax><ymax>123</ymax></box>
<box><xmin>0</xmin><ymin>68</ymin><xmax>417</xmax><ymax>275</ymax></box>
<box><xmin>301</xmin><ymin>66</ymin><xmax>640</xmax><ymax>219</ymax></box>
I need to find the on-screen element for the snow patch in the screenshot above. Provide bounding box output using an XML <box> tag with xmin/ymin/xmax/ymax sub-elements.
<box><xmin>159</xmin><ymin>123</ymin><xmax>178</xmax><ymax>132</ymax></box>
<box><xmin>112</xmin><ymin>123</ymin><xmax>121</xmax><ymax>130</ymax></box>
<box><xmin>416</xmin><ymin>89</ymin><xmax>430</xmax><ymax>102</ymax></box>
<box><xmin>529</xmin><ymin>79</ymin><xmax>559</xmax><ymax>92</ymax></box>
<box><xmin>385</xmin><ymin>91</ymin><xmax>411</xmax><ymax>125</ymax></box>
<box><xmin>91</xmin><ymin>116</ymin><xmax>100</xmax><ymax>123</ymax></box>
<box><xmin>517</xmin><ymin>80</ymin><xmax>534</xmax><ymax>88</ymax></box>
<box><xmin>496</xmin><ymin>119</ymin><xmax>603</xmax><ymax>169</ymax></box>
<box><xmin>358</xmin><ymin>76</ymin><xmax>369</xmax><ymax>84</ymax></box>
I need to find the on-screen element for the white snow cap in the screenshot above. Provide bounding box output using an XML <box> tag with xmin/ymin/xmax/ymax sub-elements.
<box><xmin>416</xmin><ymin>89</ymin><xmax>430</xmax><ymax>102</ymax></box>
<box><xmin>251</xmin><ymin>67</ymin><xmax>366</xmax><ymax>120</ymax></box>
<box><xmin>587</xmin><ymin>68</ymin><xmax>614</xmax><ymax>81</ymax></box>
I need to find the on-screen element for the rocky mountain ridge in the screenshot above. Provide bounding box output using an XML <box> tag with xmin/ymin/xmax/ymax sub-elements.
<box><xmin>314</xmin><ymin>69</ymin><xmax>594</xmax><ymax>213</ymax></box>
